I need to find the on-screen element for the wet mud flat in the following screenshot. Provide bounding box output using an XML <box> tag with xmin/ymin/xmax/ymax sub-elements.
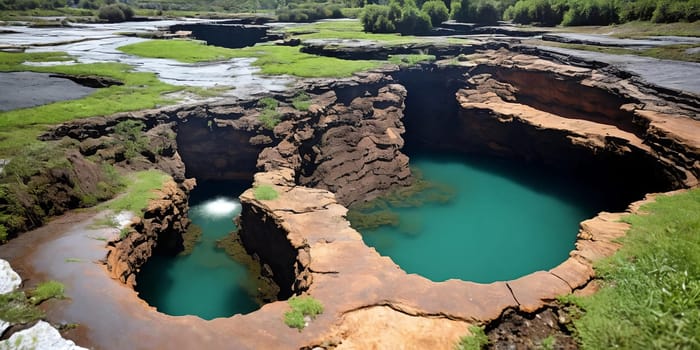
<box><xmin>0</xmin><ymin>71</ymin><xmax>96</xmax><ymax>111</ymax></box>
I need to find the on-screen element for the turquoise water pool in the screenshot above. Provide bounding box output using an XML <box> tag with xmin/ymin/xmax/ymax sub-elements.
<box><xmin>353</xmin><ymin>153</ymin><xmax>605</xmax><ymax>283</ymax></box>
<box><xmin>136</xmin><ymin>181</ymin><xmax>258</xmax><ymax>319</ymax></box>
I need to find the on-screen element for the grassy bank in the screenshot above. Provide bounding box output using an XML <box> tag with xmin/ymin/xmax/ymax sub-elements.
<box><xmin>564</xmin><ymin>189</ymin><xmax>700</xmax><ymax>349</ymax></box>
<box><xmin>117</xmin><ymin>39</ymin><xmax>383</xmax><ymax>77</ymax></box>
<box><xmin>100</xmin><ymin>169</ymin><xmax>171</xmax><ymax>215</ymax></box>
<box><xmin>0</xmin><ymin>52</ymin><xmax>182</xmax><ymax>157</ymax></box>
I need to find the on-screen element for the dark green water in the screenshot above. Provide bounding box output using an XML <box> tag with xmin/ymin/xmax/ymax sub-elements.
<box><xmin>356</xmin><ymin>153</ymin><xmax>607</xmax><ymax>283</ymax></box>
<box><xmin>136</xmin><ymin>181</ymin><xmax>259</xmax><ymax>319</ymax></box>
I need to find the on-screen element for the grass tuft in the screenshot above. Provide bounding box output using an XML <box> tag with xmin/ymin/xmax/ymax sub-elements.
<box><xmin>456</xmin><ymin>325</ymin><xmax>489</xmax><ymax>350</ymax></box>
<box><xmin>28</xmin><ymin>280</ymin><xmax>65</xmax><ymax>305</ymax></box>
<box><xmin>283</xmin><ymin>295</ymin><xmax>324</xmax><ymax>331</ymax></box>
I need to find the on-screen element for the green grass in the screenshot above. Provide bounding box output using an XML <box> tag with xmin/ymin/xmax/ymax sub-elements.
<box><xmin>388</xmin><ymin>54</ymin><xmax>436</xmax><ymax>66</ymax></box>
<box><xmin>0</xmin><ymin>291</ymin><xmax>44</xmax><ymax>324</ymax></box>
<box><xmin>563</xmin><ymin>189</ymin><xmax>700</xmax><ymax>349</ymax></box>
<box><xmin>117</xmin><ymin>39</ymin><xmax>383</xmax><ymax>78</ymax></box>
<box><xmin>118</xmin><ymin>39</ymin><xmax>242</xmax><ymax>63</ymax></box>
<box><xmin>28</xmin><ymin>280</ymin><xmax>65</xmax><ymax>305</ymax></box>
<box><xmin>283</xmin><ymin>295</ymin><xmax>324</xmax><ymax>331</ymax></box>
<box><xmin>284</xmin><ymin>19</ymin><xmax>425</xmax><ymax>44</ymax></box>
<box><xmin>291</xmin><ymin>92</ymin><xmax>312</xmax><ymax>111</ymax></box>
<box><xmin>0</xmin><ymin>52</ymin><xmax>182</xmax><ymax>157</ymax></box>
<box><xmin>0</xmin><ymin>280</ymin><xmax>66</xmax><ymax>324</ymax></box>
<box><xmin>100</xmin><ymin>170</ymin><xmax>171</xmax><ymax>215</ymax></box>
<box><xmin>253</xmin><ymin>184</ymin><xmax>279</xmax><ymax>200</ymax></box>
<box><xmin>455</xmin><ymin>325</ymin><xmax>489</xmax><ymax>350</ymax></box>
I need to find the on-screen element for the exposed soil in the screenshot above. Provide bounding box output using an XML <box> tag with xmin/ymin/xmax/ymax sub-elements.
<box><xmin>487</xmin><ymin>306</ymin><xmax>578</xmax><ymax>350</ymax></box>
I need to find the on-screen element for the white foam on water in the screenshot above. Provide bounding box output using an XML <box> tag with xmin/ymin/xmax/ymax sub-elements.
<box><xmin>202</xmin><ymin>198</ymin><xmax>240</xmax><ymax>218</ymax></box>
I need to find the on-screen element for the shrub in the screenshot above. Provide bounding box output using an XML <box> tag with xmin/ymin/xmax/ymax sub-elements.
<box><xmin>396</xmin><ymin>5</ymin><xmax>433</xmax><ymax>34</ymax></box>
<box><xmin>456</xmin><ymin>325</ymin><xmax>489</xmax><ymax>350</ymax></box>
<box><xmin>561</xmin><ymin>0</ymin><xmax>619</xmax><ymax>26</ymax></box>
<box><xmin>98</xmin><ymin>4</ymin><xmax>126</xmax><ymax>22</ymax></box>
<box><xmin>619</xmin><ymin>0</ymin><xmax>656</xmax><ymax>21</ymax></box>
<box><xmin>422</xmin><ymin>0</ymin><xmax>450</xmax><ymax>25</ymax></box>
<box><xmin>283</xmin><ymin>295</ymin><xmax>324</xmax><ymax>331</ymax></box>
<box><xmin>253</xmin><ymin>184</ymin><xmax>279</xmax><ymax>200</ymax></box>
<box><xmin>503</xmin><ymin>0</ymin><xmax>564</xmax><ymax>26</ymax></box>
<box><xmin>113</xmin><ymin>120</ymin><xmax>148</xmax><ymax>159</ymax></box>
<box><xmin>651</xmin><ymin>0</ymin><xmax>689</xmax><ymax>23</ymax></box>
<box><xmin>276</xmin><ymin>3</ymin><xmax>345</xmax><ymax>22</ymax></box>
<box><xmin>361</xmin><ymin>4</ymin><xmax>395</xmax><ymax>32</ymax></box>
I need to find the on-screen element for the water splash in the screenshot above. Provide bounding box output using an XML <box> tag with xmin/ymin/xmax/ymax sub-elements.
<box><xmin>201</xmin><ymin>198</ymin><xmax>241</xmax><ymax>218</ymax></box>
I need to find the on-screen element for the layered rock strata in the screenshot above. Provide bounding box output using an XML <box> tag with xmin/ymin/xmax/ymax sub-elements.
<box><xmin>238</xmin><ymin>167</ymin><xmax>677</xmax><ymax>348</ymax></box>
<box><xmin>259</xmin><ymin>75</ymin><xmax>412</xmax><ymax>205</ymax></box>
<box><xmin>104</xmin><ymin>179</ymin><xmax>194</xmax><ymax>287</ymax></box>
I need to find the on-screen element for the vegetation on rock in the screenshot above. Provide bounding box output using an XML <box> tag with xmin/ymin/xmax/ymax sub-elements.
<box><xmin>253</xmin><ymin>185</ymin><xmax>279</xmax><ymax>200</ymax></box>
<box><xmin>283</xmin><ymin>295</ymin><xmax>324</xmax><ymax>331</ymax></box>
<box><xmin>456</xmin><ymin>325</ymin><xmax>489</xmax><ymax>350</ymax></box>
<box><xmin>560</xmin><ymin>189</ymin><xmax>700</xmax><ymax>349</ymax></box>
<box><xmin>99</xmin><ymin>169</ymin><xmax>170</xmax><ymax>215</ymax></box>
<box><xmin>0</xmin><ymin>281</ymin><xmax>66</xmax><ymax>324</ymax></box>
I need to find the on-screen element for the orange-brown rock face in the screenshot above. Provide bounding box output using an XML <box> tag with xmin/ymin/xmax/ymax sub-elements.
<box><xmin>104</xmin><ymin>179</ymin><xmax>194</xmax><ymax>287</ymax></box>
<box><xmin>454</xmin><ymin>48</ymin><xmax>699</xmax><ymax>194</ymax></box>
<box><xmin>258</xmin><ymin>76</ymin><xmax>412</xmax><ymax>206</ymax></box>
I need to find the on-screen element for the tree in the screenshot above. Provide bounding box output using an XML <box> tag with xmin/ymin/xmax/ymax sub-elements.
<box><xmin>422</xmin><ymin>0</ymin><xmax>449</xmax><ymax>26</ymax></box>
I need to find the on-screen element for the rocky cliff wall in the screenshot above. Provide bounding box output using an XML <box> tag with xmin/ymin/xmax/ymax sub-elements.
<box><xmin>104</xmin><ymin>179</ymin><xmax>194</xmax><ymax>287</ymax></box>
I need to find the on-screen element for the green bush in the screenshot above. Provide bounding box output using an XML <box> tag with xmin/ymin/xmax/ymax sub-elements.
<box><xmin>422</xmin><ymin>0</ymin><xmax>450</xmax><ymax>26</ymax></box>
<box><xmin>283</xmin><ymin>295</ymin><xmax>324</xmax><ymax>331</ymax></box>
<box><xmin>503</xmin><ymin>0</ymin><xmax>564</xmax><ymax>26</ymax></box>
<box><xmin>619</xmin><ymin>0</ymin><xmax>656</xmax><ymax>21</ymax></box>
<box><xmin>253</xmin><ymin>184</ymin><xmax>279</xmax><ymax>200</ymax></box>
<box><xmin>114</xmin><ymin>119</ymin><xmax>148</xmax><ymax>159</ymax></box>
<box><xmin>361</xmin><ymin>4</ymin><xmax>396</xmax><ymax>32</ymax></box>
<box><xmin>651</xmin><ymin>0</ymin><xmax>689</xmax><ymax>23</ymax></box>
<box><xmin>561</xmin><ymin>0</ymin><xmax>619</xmax><ymax>26</ymax></box>
<box><xmin>277</xmin><ymin>2</ymin><xmax>345</xmax><ymax>22</ymax></box>
<box><xmin>98</xmin><ymin>4</ymin><xmax>126</xmax><ymax>22</ymax></box>
<box><xmin>396</xmin><ymin>4</ymin><xmax>433</xmax><ymax>34</ymax></box>
<box><xmin>451</xmin><ymin>0</ymin><xmax>501</xmax><ymax>24</ymax></box>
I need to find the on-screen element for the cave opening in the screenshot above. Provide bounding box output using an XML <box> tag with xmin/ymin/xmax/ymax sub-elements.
<box><xmin>348</xmin><ymin>67</ymin><xmax>677</xmax><ymax>283</ymax></box>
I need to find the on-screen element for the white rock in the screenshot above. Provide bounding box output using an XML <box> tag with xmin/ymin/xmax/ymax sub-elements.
<box><xmin>0</xmin><ymin>320</ymin><xmax>8</xmax><ymax>335</ymax></box>
<box><xmin>0</xmin><ymin>321</ymin><xmax>88</xmax><ymax>350</ymax></box>
<box><xmin>0</xmin><ymin>259</ymin><xmax>21</xmax><ymax>295</ymax></box>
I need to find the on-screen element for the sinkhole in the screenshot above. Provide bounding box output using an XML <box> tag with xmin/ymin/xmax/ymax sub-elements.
<box><xmin>345</xmin><ymin>68</ymin><xmax>674</xmax><ymax>283</ymax></box>
<box><xmin>135</xmin><ymin>180</ymin><xmax>260</xmax><ymax>319</ymax></box>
